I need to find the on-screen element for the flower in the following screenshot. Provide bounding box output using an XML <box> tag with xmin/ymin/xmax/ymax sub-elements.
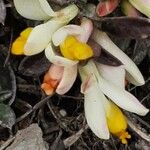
<box><xmin>79</xmin><ymin>60</ymin><xmax>149</xmax><ymax>143</ymax></box>
<box><xmin>41</xmin><ymin>64</ymin><xmax>77</xmax><ymax>95</ymax></box>
<box><xmin>45</xmin><ymin>17</ymin><xmax>94</xmax><ymax>66</ymax></box>
<box><xmin>12</xmin><ymin>0</ymin><xmax>79</xmax><ymax>56</ymax></box>
<box><xmin>41</xmin><ymin>18</ymin><xmax>94</xmax><ymax>95</ymax></box>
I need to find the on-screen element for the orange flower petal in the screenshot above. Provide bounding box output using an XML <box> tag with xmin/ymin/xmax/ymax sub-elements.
<box><xmin>41</xmin><ymin>83</ymin><xmax>54</xmax><ymax>95</ymax></box>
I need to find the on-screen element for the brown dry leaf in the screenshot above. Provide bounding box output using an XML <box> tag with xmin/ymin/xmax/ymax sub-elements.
<box><xmin>94</xmin><ymin>17</ymin><xmax>150</xmax><ymax>39</ymax></box>
<box><xmin>19</xmin><ymin>53</ymin><xmax>50</xmax><ymax>77</ymax></box>
<box><xmin>132</xmin><ymin>39</ymin><xmax>149</xmax><ymax>65</ymax></box>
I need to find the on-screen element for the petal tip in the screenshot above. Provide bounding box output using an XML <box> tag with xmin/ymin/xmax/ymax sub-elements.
<box><xmin>138</xmin><ymin>107</ymin><xmax>149</xmax><ymax>116</ymax></box>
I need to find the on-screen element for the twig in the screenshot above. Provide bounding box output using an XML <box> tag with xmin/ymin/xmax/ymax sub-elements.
<box><xmin>132</xmin><ymin>114</ymin><xmax>150</xmax><ymax>130</ymax></box>
<box><xmin>128</xmin><ymin>77</ymin><xmax>150</xmax><ymax>92</ymax></box>
<box><xmin>15</xmin><ymin>99</ymin><xmax>32</xmax><ymax>110</ymax></box>
<box><xmin>110</xmin><ymin>135</ymin><xmax>117</xmax><ymax>150</ymax></box>
<box><xmin>63</xmin><ymin>124</ymin><xmax>88</xmax><ymax>148</ymax></box>
<box><xmin>16</xmin><ymin>95</ymin><xmax>53</xmax><ymax>123</ymax></box>
<box><xmin>16</xmin><ymin>109</ymin><xmax>33</xmax><ymax>123</ymax></box>
<box><xmin>47</xmin><ymin>101</ymin><xmax>68</xmax><ymax>131</ymax></box>
<box><xmin>128</xmin><ymin>85</ymin><xmax>137</xmax><ymax>92</ymax></box>
<box><xmin>0</xmin><ymin>137</ymin><xmax>15</xmax><ymax>150</ymax></box>
<box><xmin>141</xmin><ymin>93</ymin><xmax>150</xmax><ymax>103</ymax></box>
<box><xmin>60</xmin><ymin>94</ymin><xmax>84</xmax><ymax>100</ymax></box>
<box><xmin>17</xmin><ymin>84</ymin><xmax>41</xmax><ymax>95</ymax></box>
<box><xmin>145</xmin><ymin>77</ymin><xmax>150</xmax><ymax>83</ymax></box>
<box><xmin>127</xmin><ymin>119</ymin><xmax>150</xmax><ymax>143</ymax></box>
<box><xmin>124</xmin><ymin>144</ymin><xmax>131</xmax><ymax>150</ymax></box>
<box><xmin>29</xmin><ymin>111</ymin><xmax>36</xmax><ymax>124</ymax></box>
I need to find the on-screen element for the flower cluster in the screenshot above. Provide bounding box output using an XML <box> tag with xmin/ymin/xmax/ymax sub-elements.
<box><xmin>11</xmin><ymin>0</ymin><xmax>149</xmax><ymax>144</ymax></box>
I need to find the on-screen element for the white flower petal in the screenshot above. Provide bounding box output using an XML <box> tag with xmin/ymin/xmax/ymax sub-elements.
<box><xmin>24</xmin><ymin>19</ymin><xmax>66</xmax><ymax>55</ymax></box>
<box><xmin>56</xmin><ymin>65</ymin><xmax>77</xmax><ymax>95</ymax></box>
<box><xmin>52</xmin><ymin>25</ymin><xmax>84</xmax><ymax>46</ymax></box>
<box><xmin>92</xmin><ymin>29</ymin><xmax>145</xmax><ymax>86</ymax></box>
<box><xmin>80</xmin><ymin>74</ymin><xmax>93</xmax><ymax>94</ymax></box>
<box><xmin>13</xmin><ymin>0</ymin><xmax>54</xmax><ymax>20</ymax></box>
<box><xmin>83</xmin><ymin>77</ymin><xmax>109</xmax><ymax>139</ymax></box>
<box><xmin>96</xmin><ymin>62</ymin><xmax>125</xmax><ymax>89</ymax></box>
<box><xmin>53</xmin><ymin>17</ymin><xmax>93</xmax><ymax>46</ymax></box>
<box><xmin>77</xmin><ymin>17</ymin><xmax>93</xmax><ymax>43</ymax></box>
<box><xmin>45</xmin><ymin>43</ymin><xmax>78</xmax><ymax>67</ymax></box>
<box><xmin>98</xmin><ymin>73</ymin><xmax>149</xmax><ymax>116</ymax></box>
<box><xmin>126</xmin><ymin>71</ymin><xmax>142</xmax><ymax>85</ymax></box>
<box><xmin>84</xmin><ymin>60</ymin><xmax>149</xmax><ymax>116</ymax></box>
<box><xmin>48</xmin><ymin>64</ymin><xmax>64</xmax><ymax>80</ymax></box>
<box><xmin>56</xmin><ymin>4</ymin><xmax>79</xmax><ymax>22</ymax></box>
<box><xmin>79</xmin><ymin>67</ymin><xmax>109</xmax><ymax>139</ymax></box>
<box><xmin>38</xmin><ymin>0</ymin><xmax>56</xmax><ymax>17</ymax></box>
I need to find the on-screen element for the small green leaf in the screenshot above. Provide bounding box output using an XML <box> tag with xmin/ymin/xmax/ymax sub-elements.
<box><xmin>0</xmin><ymin>103</ymin><xmax>16</xmax><ymax>129</ymax></box>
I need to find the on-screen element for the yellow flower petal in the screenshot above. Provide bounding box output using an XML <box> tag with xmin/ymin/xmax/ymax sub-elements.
<box><xmin>106</xmin><ymin>100</ymin><xmax>131</xmax><ymax>144</ymax></box>
<box><xmin>72</xmin><ymin>42</ymin><xmax>93</xmax><ymax>60</ymax></box>
<box><xmin>60</xmin><ymin>35</ymin><xmax>93</xmax><ymax>60</ymax></box>
<box><xmin>20</xmin><ymin>27</ymin><xmax>33</xmax><ymax>38</ymax></box>
<box><xmin>11</xmin><ymin>28</ymin><xmax>32</xmax><ymax>55</ymax></box>
<box><xmin>11</xmin><ymin>37</ymin><xmax>25</xmax><ymax>55</ymax></box>
<box><xmin>60</xmin><ymin>35</ymin><xmax>77</xmax><ymax>60</ymax></box>
<box><xmin>45</xmin><ymin>43</ymin><xmax>78</xmax><ymax>67</ymax></box>
<box><xmin>106</xmin><ymin>101</ymin><xmax>127</xmax><ymax>134</ymax></box>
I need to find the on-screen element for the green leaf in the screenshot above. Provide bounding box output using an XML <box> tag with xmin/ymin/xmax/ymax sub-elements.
<box><xmin>0</xmin><ymin>103</ymin><xmax>16</xmax><ymax>129</ymax></box>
